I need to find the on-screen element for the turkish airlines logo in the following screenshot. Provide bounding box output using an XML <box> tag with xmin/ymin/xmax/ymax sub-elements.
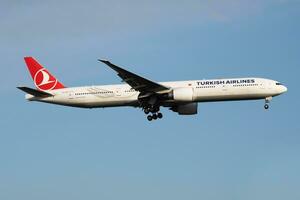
<box><xmin>34</xmin><ymin>68</ymin><xmax>57</xmax><ymax>91</ymax></box>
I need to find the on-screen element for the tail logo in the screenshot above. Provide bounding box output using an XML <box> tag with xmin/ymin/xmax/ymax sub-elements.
<box><xmin>34</xmin><ymin>68</ymin><xmax>58</xmax><ymax>91</ymax></box>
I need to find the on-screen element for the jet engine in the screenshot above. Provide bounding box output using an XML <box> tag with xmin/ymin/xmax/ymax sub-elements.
<box><xmin>171</xmin><ymin>103</ymin><xmax>198</xmax><ymax>115</ymax></box>
<box><xmin>172</xmin><ymin>87</ymin><xmax>194</xmax><ymax>102</ymax></box>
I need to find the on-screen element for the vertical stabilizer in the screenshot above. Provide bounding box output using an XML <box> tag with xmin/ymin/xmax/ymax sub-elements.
<box><xmin>24</xmin><ymin>57</ymin><xmax>65</xmax><ymax>91</ymax></box>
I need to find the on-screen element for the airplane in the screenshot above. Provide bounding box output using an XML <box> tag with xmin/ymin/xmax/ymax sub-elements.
<box><xmin>18</xmin><ymin>57</ymin><xmax>287</xmax><ymax>121</ymax></box>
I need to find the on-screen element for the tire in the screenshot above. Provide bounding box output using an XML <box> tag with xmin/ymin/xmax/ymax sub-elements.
<box><xmin>157</xmin><ymin>113</ymin><xmax>163</xmax><ymax>119</ymax></box>
<box><xmin>144</xmin><ymin>108</ymin><xmax>150</xmax><ymax>115</ymax></box>
<box><xmin>147</xmin><ymin>115</ymin><xmax>153</xmax><ymax>121</ymax></box>
<box><xmin>150</xmin><ymin>107</ymin><xmax>155</xmax><ymax>113</ymax></box>
<box><xmin>152</xmin><ymin>114</ymin><xmax>158</xmax><ymax>120</ymax></box>
<box><xmin>264</xmin><ymin>104</ymin><xmax>269</xmax><ymax>110</ymax></box>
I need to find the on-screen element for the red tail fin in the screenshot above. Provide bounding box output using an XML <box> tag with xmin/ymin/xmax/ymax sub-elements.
<box><xmin>24</xmin><ymin>57</ymin><xmax>65</xmax><ymax>91</ymax></box>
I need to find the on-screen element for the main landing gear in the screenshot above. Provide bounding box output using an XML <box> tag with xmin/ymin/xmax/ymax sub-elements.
<box><xmin>143</xmin><ymin>106</ymin><xmax>163</xmax><ymax>121</ymax></box>
<box><xmin>264</xmin><ymin>97</ymin><xmax>272</xmax><ymax>110</ymax></box>
<box><xmin>147</xmin><ymin>113</ymin><xmax>163</xmax><ymax>121</ymax></box>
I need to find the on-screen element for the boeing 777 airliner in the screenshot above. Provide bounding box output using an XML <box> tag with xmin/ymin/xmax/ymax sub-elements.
<box><xmin>18</xmin><ymin>57</ymin><xmax>287</xmax><ymax>121</ymax></box>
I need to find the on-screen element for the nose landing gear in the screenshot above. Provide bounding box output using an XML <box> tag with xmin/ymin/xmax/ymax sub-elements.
<box><xmin>264</xmin><ymin>97</ymin><xmax>272</xmax><ymax>110</ymax></box>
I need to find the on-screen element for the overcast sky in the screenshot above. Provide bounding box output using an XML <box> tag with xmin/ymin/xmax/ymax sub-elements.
<box><xmin>1</xmin><ymin>1</ymin><xmax>300</xmax><ymax>200</ymax></box>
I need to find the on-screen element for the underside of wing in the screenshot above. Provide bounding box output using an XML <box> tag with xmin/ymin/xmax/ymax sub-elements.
<box><xmin>99</xmin><ymin>60</ymin><xmax>170</xmax><ymax>94</ymax></box>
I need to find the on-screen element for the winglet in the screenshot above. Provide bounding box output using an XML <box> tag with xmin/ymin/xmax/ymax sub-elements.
<box><xmin>98</xmin><ymin>59</ymin><xmax>110</xmax><ymax>64</ymax></box>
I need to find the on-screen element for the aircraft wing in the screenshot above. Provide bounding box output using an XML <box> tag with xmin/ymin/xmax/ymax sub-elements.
<box><xmin>99</xmin><ymin>60</ymin><xmax>170</xmax><ymax>93</ymax></box>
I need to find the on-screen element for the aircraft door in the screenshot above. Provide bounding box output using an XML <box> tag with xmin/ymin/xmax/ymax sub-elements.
<box><xmin>115</xmin><ymin>88</ymin><xmax>122</xmax><ymax>97</ymax></box>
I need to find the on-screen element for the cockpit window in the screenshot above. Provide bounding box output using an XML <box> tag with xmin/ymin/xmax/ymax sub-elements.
<box><xmin>276</xmin><ymin>83</ymin><xmax>282</xmax><ymax>85</ymax></box>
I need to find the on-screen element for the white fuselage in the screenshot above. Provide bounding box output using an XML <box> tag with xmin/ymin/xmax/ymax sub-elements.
<box><xmin>26</xmin><ymin>78</ymin><xmax>287</xmax><ymax>108</ymax></box>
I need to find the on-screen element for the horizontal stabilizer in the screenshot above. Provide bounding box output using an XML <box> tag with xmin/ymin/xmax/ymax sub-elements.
<box><xmin>17</xmin><ymin>86</ymin><xmax>53</xmax><ymax>97</ymax></box>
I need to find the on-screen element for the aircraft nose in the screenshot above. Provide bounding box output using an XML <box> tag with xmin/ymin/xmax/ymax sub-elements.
<box><xmin>281</xmin><ymin>85</ymin><xmax>288</xmax><ymax>93</ymax></box>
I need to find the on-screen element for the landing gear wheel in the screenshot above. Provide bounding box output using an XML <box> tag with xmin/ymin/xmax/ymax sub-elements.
<box><xmin>152</xmin><ymin>114</ymin><xmax>158</xmax><ymax>120</ymax></box>
<box><xmin>154</xmin><ymin>107</ymin><xmax>160</xmax><ymax>113</ymax></box>
<box><xmin>149</xmin><ymin>107</ymin><xmax>154</xmax><ymax>113</ymax></box>
<box><xmin>157</xmin><ymin>113</ymin><xmax>163</xmax><ymax>119</ymax></box>
<box><xmin>149</xmin><ymin>106</ymin><xmax>159</xmax><ymax>113</ymax></box>
<box><xmin>147</xmin><ymin>115</ymin><xmax>153</xmax><ymax>121</ymax></box>
<box><xmin>264</xmin><ymin>104</ymin><xmax>269</xmax><ymax>110</ymax></box>
<box><xmin>144</xmin><ymin>108</ymin><xmax>150</xmax><ymax>115</ymax></box>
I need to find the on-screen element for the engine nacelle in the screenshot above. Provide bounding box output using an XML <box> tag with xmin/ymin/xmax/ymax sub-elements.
<box><xmin>171</xmin><ymin>103</ymin><xmax>198</xmax><ymax>115</ymax></box>
<box><xmin>172</xmin><ymin>87</ymin><xmax>194</xmax><ymax>102</ymax></box>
